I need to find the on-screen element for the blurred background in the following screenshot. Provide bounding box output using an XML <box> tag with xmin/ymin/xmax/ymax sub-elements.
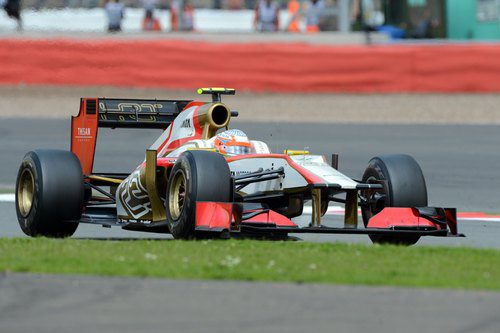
<box><xmin>0</xmin><ymin>0</ymin><xmax>498</xmax><ymax>39</ymax></box>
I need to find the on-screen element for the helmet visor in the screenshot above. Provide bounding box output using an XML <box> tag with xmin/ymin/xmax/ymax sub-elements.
<box><xmin>225</xmin><ymin>145</ymin><xmax>252</xmax><ymax>156</ymax></box>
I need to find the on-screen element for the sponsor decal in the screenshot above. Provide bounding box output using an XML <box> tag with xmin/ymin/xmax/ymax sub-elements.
<box><xmin>231</xmin><ymin>170</ymin><xmax>252</xmax><ymax>176</ymax></box>
<box><xmin>78</xmin><ymin>127</ymin><xmax>91</xmax><ymax>136</ymax></box>
<box><xmin>117</xmin><ymin>170</ymin><xmax>152</xmax><ymax>219</ymax></box>
<box><xmin>119</xmin><ymin>218</ymin><xmax>152</xmax><ymax>224</ymax></box>
<box><xmin>76</xmin><ymin>127</ymin><xmax>92</xmax><ymax>139</ymax></box>
<box><xmin>231</xmin><ymin>168</ymin><xmax>277</xmax><ymax>177</ymax></box>
<box><xmin>181</xmin><ymin>118</ymin><xmax>191</xmax><ymax>128</ymax></box>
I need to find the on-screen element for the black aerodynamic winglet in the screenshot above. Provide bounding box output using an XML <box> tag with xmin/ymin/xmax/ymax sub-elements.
<box><xmin>97</xmin><ymin>98</ymin><xmax>192</xmax><ymax>129</ymax></box>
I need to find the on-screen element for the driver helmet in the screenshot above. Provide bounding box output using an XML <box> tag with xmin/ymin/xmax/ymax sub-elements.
<box><xmin>214</xmin><ymin>129</ymin><xmax>252</xmax><ymax>156</ymax></box>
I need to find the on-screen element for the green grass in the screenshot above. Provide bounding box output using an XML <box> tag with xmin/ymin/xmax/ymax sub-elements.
<box><xmin>0</xmin><ymin>189</ymin><xmax>13</xmax><ymax>194</ymax></box>
<box><xmin>1</xmin><ymin>238</ymin><xmax>499</xmax><ymax>290</ymax></box>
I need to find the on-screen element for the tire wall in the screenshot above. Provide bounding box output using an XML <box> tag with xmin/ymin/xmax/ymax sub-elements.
<box><xmin>1</xmin><ymin>39</ymin><xmax>499</xmax><ymax>92</ymax></box>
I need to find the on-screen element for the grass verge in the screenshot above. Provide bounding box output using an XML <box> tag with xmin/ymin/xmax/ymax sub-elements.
<box><xmin>1</xmin><ymin>238</ymin><xmax>499</xmax><ymax>290</ymax></box>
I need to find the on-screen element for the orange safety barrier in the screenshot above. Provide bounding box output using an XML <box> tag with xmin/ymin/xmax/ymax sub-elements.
<box><xmin>0</xmin><ymin>38</ymin><xmax>500</xmax><ymax>92</ymax></box>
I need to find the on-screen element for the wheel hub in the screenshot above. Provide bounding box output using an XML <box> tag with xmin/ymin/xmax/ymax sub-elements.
<box><xmin>361</xmin><ymin>176</ymin><xmax>387</xmax><ymax>220</ymax></box>
<box><xmin>168</xmin><ymin>170</ymin><xmax>186</xmax><ymax>220</ymax></box>
<box><xmin>18</xmin><ymin>168</ymin><xmax>35</xmax><ymax>217</ymax></box>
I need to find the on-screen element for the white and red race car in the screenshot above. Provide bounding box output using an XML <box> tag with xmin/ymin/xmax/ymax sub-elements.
<box><xmin>16</xmin><ymin>88</ymin><xmax>461</xmax><ymax>245</ymax></box>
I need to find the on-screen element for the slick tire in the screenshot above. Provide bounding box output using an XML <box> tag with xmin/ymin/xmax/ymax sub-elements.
<box><xmin>166</xmin><ymin>150</ymin><xmax>232</xmax><ymax>239</ymax></box>
<box><xmin>16</xmin><ymin>149</ymin><xmax>84</xmax><ymax>238</ymax></box>
<box><xmin>361</xmin><ymin>154</ymin><xmax>427</xmax><ymax>246</ymax></box>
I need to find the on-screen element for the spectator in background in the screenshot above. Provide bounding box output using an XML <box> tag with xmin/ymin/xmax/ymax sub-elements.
<box><xmin>226</xmin><ymin>0</ymin><xmax>244</xmax><ymax>9</ymax></box>
<box><xmin>254</xmin><ymin>0</ymin><xmax>279</xmax><ymax>32</ymax></box>
<box><xmin>142</xmin><ymin>9</ymin><xmax>161</xmax><ymax>31</ymax></box>
<box><xmin>141</xmin><ymin>0</ymin><xmax>157</xmax><ymax>21</ymax></box>
<box><xmin>213</xmin><ymin>0</ymin><xmax>222</xmax><ymax>9</ymax></box>
<box><xmin>286</xmin><ymin>0</ymin><xmax>300</xmax><ymax>32</ymax></box>
<box><xmin>104</xmin><ymin>0</ymin><xmax>124</xmax><ymax>32</ymax></box>
<box><xmin>141</xmin><ymin>0</ymin><xmax>157</xmax><ymax>13</ymax></box>
<box><xmin>34</xmin><ymin>0</ymin><xmax>47</xmax><ymax>11</ymax></box>
<box><xmin>411</xmin><ymin>8</ymin><xmax>433</xmax><ymax>39</ymax></box>
<box><xmin>171</xmin><ymin>0</ymin><xmax>194</xmax><ymax>31</ymax></box>
<box><xmin>3</xmin><ymin>0</ymin><xmax>22</xmax><ymax>31</ymax></box>
<box><xmin>303</xmin><ymin>0</ymin><xmax>325</xmax><ymax>32</ymax></box>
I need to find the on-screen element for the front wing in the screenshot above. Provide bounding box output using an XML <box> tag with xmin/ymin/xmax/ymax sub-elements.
<box><xmin>192</xmin><ymin>202</ymin><xmax>461</xmax><ymax>238</ymax></box>
<box><xmin>78</xmin><ymin>202</ymin><xmax>461</xmax><ymax>239</ymax></box>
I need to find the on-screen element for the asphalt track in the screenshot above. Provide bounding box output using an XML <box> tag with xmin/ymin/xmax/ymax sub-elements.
<box><xmin>1</xmin><ymin>273</ymin><xmax>499</xmax><ymax>333</ymax></box>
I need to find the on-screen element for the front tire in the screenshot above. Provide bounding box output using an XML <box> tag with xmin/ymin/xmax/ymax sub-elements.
<box><xmin>166</xmin><ymin>150</ymin><xmax>232</xmax><ymax>239</ymax></box>
<box><xmin>16</xmin><ymin>149</ymin><xmax>84</xmax><ymax>238</ymax></box>
<box><xmin>361</xmin><ymin>154</ymin><xmax>427</xmax><ymax>246</ymax></box>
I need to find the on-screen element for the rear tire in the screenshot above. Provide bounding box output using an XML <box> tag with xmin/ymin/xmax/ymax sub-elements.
<box><xmin>166</xmin><ymin>150</ymin><xmax>232</xmax><ymax>239</ymax></box>
<box><xmin>16</xmin><ymin>149</ymin><xmax>84</xmax><ymax>238</ymax></box>
<box><xmin>361</xmin><ymin>154</ymin><xmax>427</xmax><ymax>246</ymax></box>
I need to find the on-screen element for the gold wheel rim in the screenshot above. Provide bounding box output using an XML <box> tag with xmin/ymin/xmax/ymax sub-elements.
<box><xmin>18</xmin><ymin>168</ymin><xmax>35</xmax><ymax>217</ymax></box>
<box><xmin>168</xmin><ymin>170</ymin><xmax>186</xmax><ymax>220</ymax></box>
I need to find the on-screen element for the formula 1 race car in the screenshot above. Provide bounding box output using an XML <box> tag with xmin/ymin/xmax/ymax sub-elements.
<box><xmin>16</xmin><ymin>88</ymin><xmax>461</xmax><ymax>245</ymax></box>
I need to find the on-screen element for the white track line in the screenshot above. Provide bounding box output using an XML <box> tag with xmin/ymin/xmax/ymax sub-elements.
<box><xmin>459</xmin><ymin>217</ymin><xmax>500</xmax><ymax>222</ymax></box>
<box><xmin>0</xmin><ymin>194</ymin><xmax>15</xmax><ymax>203</ymax></box>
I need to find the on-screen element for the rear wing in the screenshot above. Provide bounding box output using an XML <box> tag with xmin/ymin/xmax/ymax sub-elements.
<box><xmin>71</xmin><ymin>97</ymin><xmax>192</xmax><ymax>175</ymax></box>
<box><xmin>97</xmin><ymin>98</ymin><xmax>191</xmax><ymax>129</ymax></box>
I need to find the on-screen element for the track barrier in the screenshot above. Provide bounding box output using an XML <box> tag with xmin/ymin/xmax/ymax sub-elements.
<box><xmin>1</xmin><ymin>39</ymin><xmax>499</xmax><ymax>92</ymax></box>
